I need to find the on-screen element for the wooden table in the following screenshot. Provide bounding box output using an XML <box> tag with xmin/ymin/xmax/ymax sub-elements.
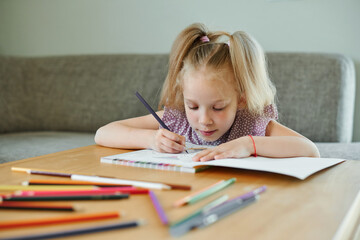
<box><xmin>0</xmin><ymin>145</ymin><xmax>359</xmax><ymax>240</ymax></box>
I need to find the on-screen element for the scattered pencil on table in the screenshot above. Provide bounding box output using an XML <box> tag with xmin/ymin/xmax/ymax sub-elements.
<box><xmin>0</xmin><ymin>220</ymin><xmax>144</xmax><ymax>240</ymax></box>
<box><xmin>174</xmin><ymin>178</ymin><xmax>236</xmax><ymax>207</ymax></box>
<box><xmin>1</xmin><ymin>193</ymin><xmax>129</xmax><ymax>202</ymax></box>
<box><xmin>0</xmin><ymin>201</ymin><xmax>78</xmax><ymax>211</ymax></box>
<box><xmin>173</xmin><ymin>180</ymin><xmax>224</xmax><ymax>207</ymax></box>
<box><xmin>149</xmin><ymin>190</ymin><xmax>168</xmax><ymax>225</ymax></box>
<box><xmin>169</xmin><ymin>186</ymin><xmax>266</xmax><ymax>236</ymax></box>
<box><xmin>0</xmin><ymin>185</ymin><xmax>97</xmax><ymax>192</ymax></box>
<box><xmin>0</xmin><ymin>211</ymin><xmax>122</xmax><ymax>229</ymax></box>
<box><xmin>14</xmin><ymin>187</ymin><xmax>148</xmax><ymax>197</ymax></box>
<box><xmin>11</xmin><ymin>167</ymin><xmax>190</xmax><ymax>190</ymax></box>
<box><xmin>22</xmin><ymin>179</ymin><xmax>132</xmax><ymax>187</ymax></box>
<box><xmin>170</xmin><ymin>195</ymin><xmax>229</xmax><ymax>228</ymax></box>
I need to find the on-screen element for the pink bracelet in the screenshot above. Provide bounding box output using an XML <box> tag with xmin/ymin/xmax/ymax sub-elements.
<box><xmin>248</xmin><ymin>135</ymin><xmax>257</xmax><ymax>157</ymax></box>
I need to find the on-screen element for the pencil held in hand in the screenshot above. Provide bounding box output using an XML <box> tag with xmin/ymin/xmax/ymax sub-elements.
<box><xmin>135</xmin><ymin>91</ymin><xmax>188</xmax><ymax>153</ymax></box>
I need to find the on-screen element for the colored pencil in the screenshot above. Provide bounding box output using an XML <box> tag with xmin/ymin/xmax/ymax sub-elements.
<box><xmin>11</xmin><ymin>167</ymin><xmax>190</xmax><ymax>190</ymax></box>
<box><xmin>1</xmin><ymin>220</ymin><xmax>144</xmax><ymax>240</ymax></box>
<box><xmin>173</xmin><ymin>180</ymin><xmax>225</xmax><ymax>207</ymax></box>
<box><xmin>11</xmin><ymin>167</ymin><xmax>72</xmax><ymax>177</ymax></box>
<box><xmin>0</xmin><ymin>201</ymin><xmax>76</xmax><ymax>211</ymax></box>
<box><xmin>0</xmin><ymin>185</ymin><xmax>97</xmax><ymax>191</ymax></box>
<box><xmin>231</xmin><ymin>185</ymin><xmax>267</xmax><ymax>201</ymax></box>
<box><xmin>135</xmin><ymin>91</ymin><xmax>189</xmax><ymax>154</ymax></box>
<box><xmin>71</xmin><ymin>174</ymin><xmax>171</xmax><ymax>190</ymax></box>
<box><xmin>199</xmin><ymin>195</ymin><xmax>258</xmax><ymax>228</ymax></box>
<box><xmin>15</xmin><ymin>187</ymin><xmax>148</xmax><ymax>197</ymax></box>
<box><xmin>2</xmin><ymin>194</ymin><xmax>129</xmax><ymax>202</ymax></box>
<box><xmin>149</xmin><ymin>191</ymin><xmax>168</xmax><ymax>225</ymax></box>
<box><xmin>171</xmin><ymin>195</ymin><xmax>229</xmax><ymax>228</ymax></box>
<box><xmin>187</xmin><ymin>178</ymin><xmax>236</xmax><ymax>205</ymax></box>
<box><xmin>0</xmin><ymin>211</ymin><xmax>121</xmax><ymax>229</ymax></box>
<box><xmin>23</xmin><ymin>179</ymin><xmax>131</xmax><ymax>187</ymax></box>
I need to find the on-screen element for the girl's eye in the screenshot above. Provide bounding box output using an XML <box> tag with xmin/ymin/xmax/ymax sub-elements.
<box><xmin>213</xmin><ymin>107</ymin><xmax>225</xmax><ymax>111</ymax></box>
<box><xmin>188</xmin><ymin>106</ymin><xmax>198</xmax><ymax>110</ymax></box>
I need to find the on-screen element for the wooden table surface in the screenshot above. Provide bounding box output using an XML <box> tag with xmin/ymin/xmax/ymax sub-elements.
<box><xmin>0</xmin><ymin>145</ymin><xmax>359</xmax><ymax>240</ymax></box>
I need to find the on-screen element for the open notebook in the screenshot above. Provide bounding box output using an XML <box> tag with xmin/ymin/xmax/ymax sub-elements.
<box><xmin>100</xmin><ymin>143</ymin><xmax>345</xmax><ymax>180</ymax></box>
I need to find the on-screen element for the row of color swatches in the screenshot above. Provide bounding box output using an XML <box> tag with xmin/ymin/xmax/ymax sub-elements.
<box><xmin>103</xmin><ymin>158</ymin><xmax>196</xmax><ymax>173</ymax></box>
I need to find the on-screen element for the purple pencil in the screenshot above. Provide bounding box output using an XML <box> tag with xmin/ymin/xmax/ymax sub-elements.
<box><xmin>206</xmin><ymin>185</ymin><xmax>267</xmax><ymax>213</ymax></box>
<box><xmin>236</xmin><ymin>185</ymin><xmax>267</xmax><ymax>201</ymax></box>
<box><xmin>149</xmin><ymin>191</ymin><xmax>168</xmax><ymax>225</ymax></box>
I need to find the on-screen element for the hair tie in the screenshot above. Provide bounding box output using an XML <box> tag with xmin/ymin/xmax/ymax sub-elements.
<box><xmin>200</xmin><ymin>36</ymin><xmax>210</xmax><ymax>43</ymax></box>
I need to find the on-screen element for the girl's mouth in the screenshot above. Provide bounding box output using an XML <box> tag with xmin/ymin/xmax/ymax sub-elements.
<box><xmin>199</xmin><ymin>130</ymin><xmax>217</xmax><ymax>136</ymax></box>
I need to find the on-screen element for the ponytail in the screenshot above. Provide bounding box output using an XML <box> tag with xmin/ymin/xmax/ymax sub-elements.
<box><xmin>159</xmin><ymin>23</ymin><xmax>209</xmax><ymax>109</ymax></box>
<box><xmin>229</xmin><ymin>31</ymin><xmax>276</xmax><ymax>115</ymax></box>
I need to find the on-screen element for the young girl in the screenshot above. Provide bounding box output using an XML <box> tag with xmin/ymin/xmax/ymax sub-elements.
<box><xmin>95</xmin><ymin>23</ymin><xmax>320</xmax><ymax>161</ymax></box>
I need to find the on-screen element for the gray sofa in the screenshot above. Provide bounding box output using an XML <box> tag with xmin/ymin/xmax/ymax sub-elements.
<box><xmin>0</xmin><ymin>53</ymin><xmax>359</xmax><ymax>164</ymax></box>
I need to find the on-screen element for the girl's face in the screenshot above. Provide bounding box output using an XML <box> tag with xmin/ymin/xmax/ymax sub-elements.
<box><xmin>182</xmin><ymin>66</ymin><xmax>240</xmax><ymax>142</ymax></box>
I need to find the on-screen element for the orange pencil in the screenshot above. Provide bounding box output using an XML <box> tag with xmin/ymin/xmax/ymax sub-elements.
<box><xmin>0</xmin><ymin>211</ymin><xmax>121</xmax><ymax>229</ymax></box>
<box><xmin>173</xmin><ymin>180</ymin><xmax>225</xmax><ymax>207</ymax></box>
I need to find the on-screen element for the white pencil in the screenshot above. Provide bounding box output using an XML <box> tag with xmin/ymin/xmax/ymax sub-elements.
<box><xmin>12</xmin><ymin>167</ymin><xmax>171</xmax><ymax>190</ymax></box>
<box><xmin>70</xmin><ymin>175</ymin><xmax>171</xmax><ymax>190</ymax></box>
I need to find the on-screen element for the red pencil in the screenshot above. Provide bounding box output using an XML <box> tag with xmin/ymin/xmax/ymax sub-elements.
<box><xmin>0</xmin><ymin>211</ymin><xmax>121</xmax><ymax>229</ymax></box>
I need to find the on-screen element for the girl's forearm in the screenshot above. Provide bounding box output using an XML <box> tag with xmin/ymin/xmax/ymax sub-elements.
<box><xmin>252</xmin><ymin>136</ymin><xmax>320</xmax><ymax>158</ymax></box>
<box><xmin>94</xmin><ymin>123</ymin><xmax>155</xmax><ymax>149</ymax></box>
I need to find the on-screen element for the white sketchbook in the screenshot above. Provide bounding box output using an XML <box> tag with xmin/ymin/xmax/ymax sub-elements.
<box><xmin>100</xmin><ymin>143</ymin><xmax>345</xmax><ymax>180</ymax></box>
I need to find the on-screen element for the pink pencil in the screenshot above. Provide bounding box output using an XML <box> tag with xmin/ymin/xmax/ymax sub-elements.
<box><xmin>15</xmin><ymin>187</ymin><xmax>149</xmax><ymax>197</ymax></box>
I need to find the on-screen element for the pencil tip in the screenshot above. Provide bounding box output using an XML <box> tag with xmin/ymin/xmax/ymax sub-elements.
<box><xmin>137</xmin><ymin>219</ymin><xmax>147</xmax><ymax>226</ymax></box>
<box><xmin>73</xmin><ymin>205</ymin><xmax>84</xmax><ymax>212</ymax></box>
<box><xmin>119</xmin><ymin>210</ymin><xmax>126</xmax><ymax>217</ymax></box>
<box><xmin>21</xmin><ymin>181</ymin><xmax>29</xmax><ymax>186</ymax></box>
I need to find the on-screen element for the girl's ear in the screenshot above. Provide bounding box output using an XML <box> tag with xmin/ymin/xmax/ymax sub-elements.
<box><xmin>237</xmin><ymin>94</ymin><xmax>247</xmax><ymax>109</ymax></box>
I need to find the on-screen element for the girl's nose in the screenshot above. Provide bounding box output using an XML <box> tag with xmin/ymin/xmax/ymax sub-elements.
<box><xmin>199</xmin><ymin>111</ymin><xmax>213</xmax><ymax>126</ymax></box>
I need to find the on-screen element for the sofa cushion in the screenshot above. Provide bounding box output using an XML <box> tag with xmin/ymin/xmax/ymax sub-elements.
<box><xmin>0</xmin><ymin>53</ymin><xmax>356</xmax><ymax>143</ymax></box>
<box><xmin>315</xmin><ymin>142</ymin><xmax>360</xmax><ymax>160</ymax></box>
<box><xmin>267</xmin><ymin>53</ymin><xmax>355</xmax><ymax>143</ymax></box>
<box><xmin>0</xmin><ymin>55</ymin><xmax>168</xmax><ymax>134</ymax></box>
<box><xmin>0</xmin><ymin>131</ymin><xmax>95</xmax><ymax>163</ymax></box>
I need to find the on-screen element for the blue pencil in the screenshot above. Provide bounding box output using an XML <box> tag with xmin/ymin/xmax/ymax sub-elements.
<box><xmin>0</xmin><ymin>220</ymin><xmax>144</xmax><ymax>240</ymax></box>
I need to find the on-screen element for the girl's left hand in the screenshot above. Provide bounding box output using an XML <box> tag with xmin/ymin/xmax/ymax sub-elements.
<box><xmin>192</xmin><ymin>137</ymin><xmax>253</xmax><ymax>162</ymax></box>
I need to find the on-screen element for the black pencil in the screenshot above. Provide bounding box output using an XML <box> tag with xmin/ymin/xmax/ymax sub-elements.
<box><xmin>0</xmin><ymin>220</ymin><xmax>145</xmax><ymax>240</ymax></box>
<box><xmin>2</xmin><ymin>194</ymin><xmax>129</xmax><ymax>201</ymax></box>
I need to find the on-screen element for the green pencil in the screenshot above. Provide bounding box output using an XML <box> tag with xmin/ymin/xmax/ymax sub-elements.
<box><xmin>2</xmin><ymin>194</ymin><xmax>129</xmax><ymax>201</ymax></box>
<box><xmin>171</xmin><ymin>194</ymin><xmax>229</xmax><ymax>227</ymax></box>
<box><xmin>187</xmin><ymin>178</ymin><xmax>236</xmax><ymax>205</ymax></box>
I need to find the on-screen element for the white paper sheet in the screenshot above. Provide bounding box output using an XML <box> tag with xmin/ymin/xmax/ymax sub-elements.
<box><xmin>101</xmin><ymin>144</ymin><xmax>345</xmax><ymax>180</ymax></box>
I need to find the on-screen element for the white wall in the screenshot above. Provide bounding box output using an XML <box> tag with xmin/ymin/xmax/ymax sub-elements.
<box><xmin>1</xmin><ymin>0</ymin><xmax>359</xmax><ymax>141</ymax></box>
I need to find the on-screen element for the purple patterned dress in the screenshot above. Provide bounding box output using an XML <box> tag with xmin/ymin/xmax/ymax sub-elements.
<box><xmin>161</xmin><ymin>105</ymin><xmax>278</xmax><ymax>146</ymax></box>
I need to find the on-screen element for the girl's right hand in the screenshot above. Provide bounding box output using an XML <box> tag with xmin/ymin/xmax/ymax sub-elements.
<box><xmin>151</xmin><ymin>129</ymin><xmax>186</xmax><ymax>153</ymax></box>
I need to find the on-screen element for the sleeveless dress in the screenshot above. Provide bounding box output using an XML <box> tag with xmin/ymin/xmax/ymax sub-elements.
<box><xmin>161</xmin><ymin>105</ymin><xmax>278</xmax><ymax>146</ymax></box>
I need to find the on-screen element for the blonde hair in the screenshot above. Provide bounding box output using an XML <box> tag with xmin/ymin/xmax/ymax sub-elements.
<box><xmin>159</xmin><ymin>23</ymin><xmax>276</xmax><ymax>115</ymax></box>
